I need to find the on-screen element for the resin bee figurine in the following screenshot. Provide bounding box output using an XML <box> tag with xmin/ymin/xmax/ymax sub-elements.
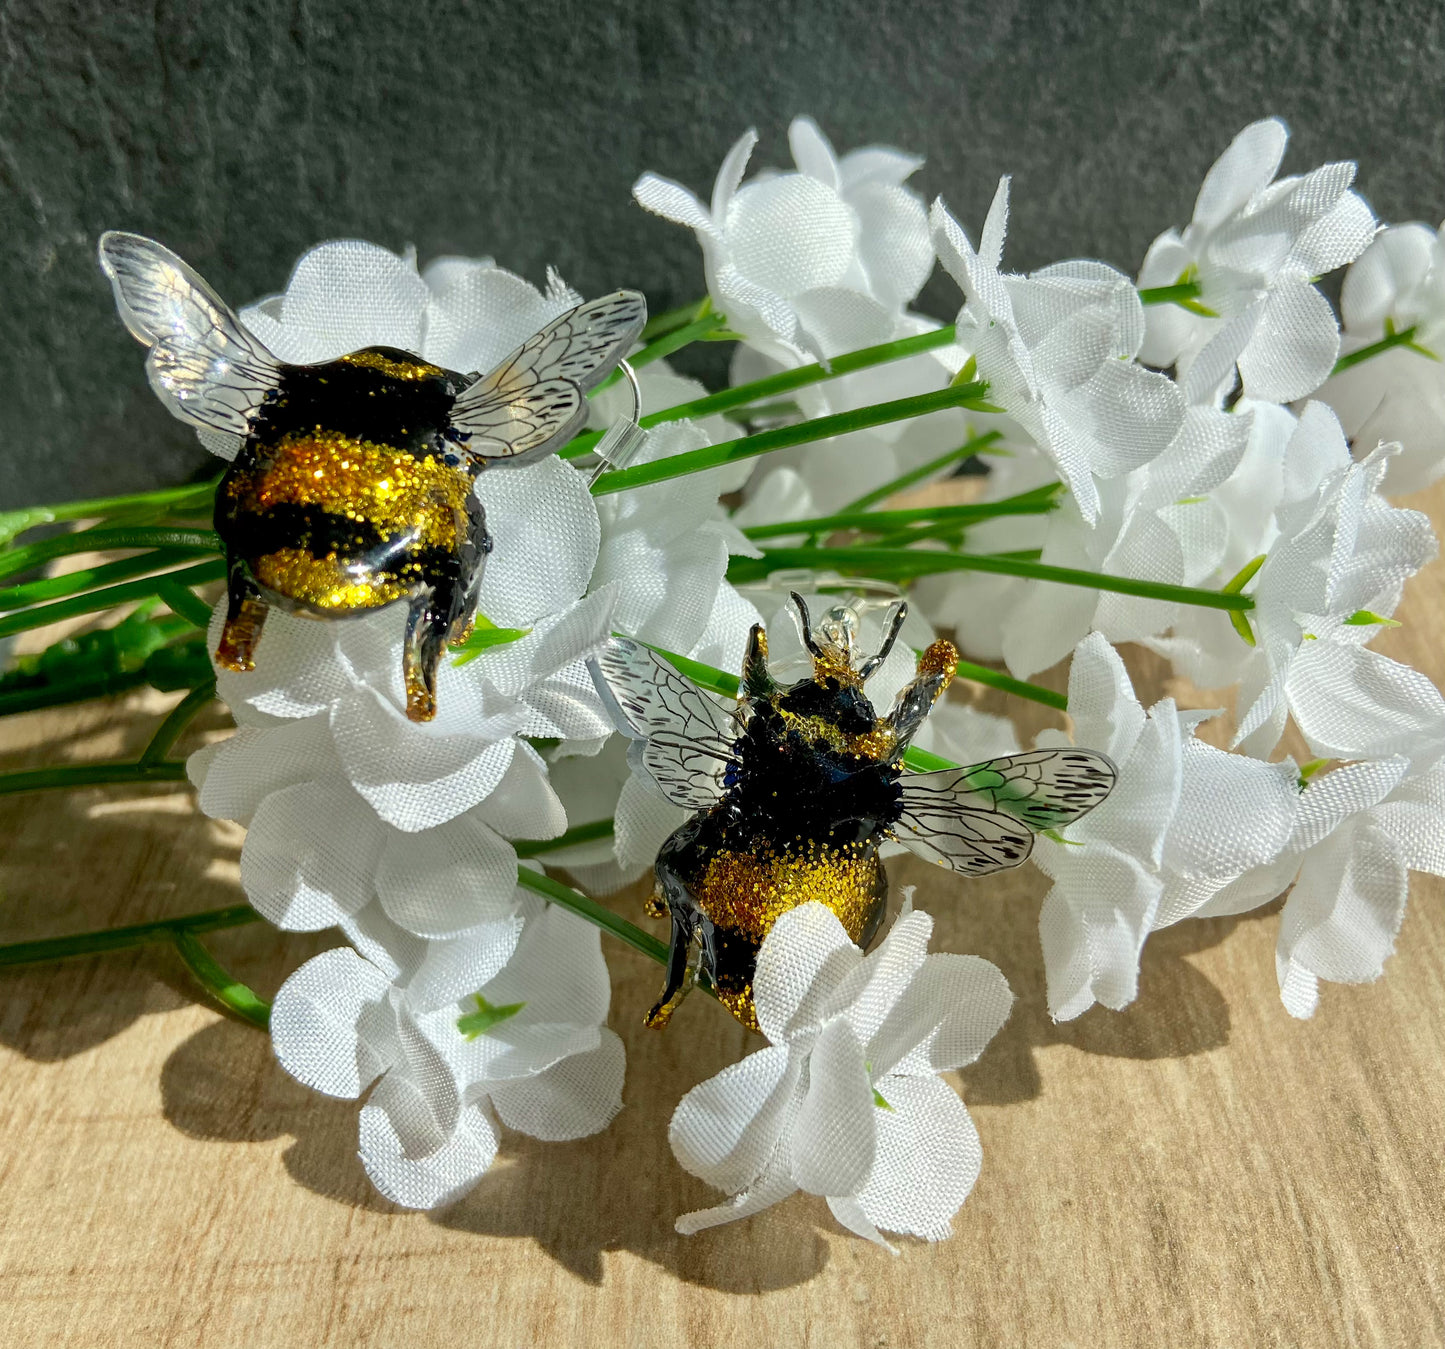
<box><xmin>590</xmin><ymin>595</ymin><xmax>1117</xmax><ymax>1030</ymax></box>
<box><xmin>99</xmin><ymin>232</ymin><xmax>645</xmax><ymax>721</ymax></box>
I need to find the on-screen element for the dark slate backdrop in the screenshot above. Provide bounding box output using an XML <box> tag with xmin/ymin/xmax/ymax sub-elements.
<box><xmin>3</xmin><ymin>0</ymin><xmax>1442</xmax><ymax>506</ymax></box>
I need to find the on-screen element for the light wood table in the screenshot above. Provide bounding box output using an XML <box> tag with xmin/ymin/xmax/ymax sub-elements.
<box><xmin>2</xmin><ymin>485</ymin><xmax>1443</xmax><ymax>1349</ymax></box>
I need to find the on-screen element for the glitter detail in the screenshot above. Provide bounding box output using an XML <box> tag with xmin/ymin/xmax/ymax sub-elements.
<box><xmin>775</xmin><ymin>704</ymin><xmax>897</xmax><ymax>760</ymax></box>
<box><xmin>214</xmin><ymin>598</ymin><xmax>268</xmax><ymax>672</ymax></box>
<box><xmin>917</xmin><ymin>638</ymin><xmax>959</xmax><ymax>690</ymax></box>
<box><xmin>337</xmin><ymin>349</ymin><xmax>447</xmax><ymax>381</ymax></box>
<box><xmin>695</xmin><ymin>839</ymin><xmax>882</xmax><ymax>945</ymax></box>
<box><xmin>253</xmin><ymin>548</ymin><xmax>415</xmax><ymax>611</ymax></box>
<box><xmin>714</xmin><ymin>983</ymin><xmax>761</xmax><ymax>1033</ymax></box>
<box><xmin>225</xmin><ymin>430</ymin><xmax>470</xmax><ymax>550</ymax></box>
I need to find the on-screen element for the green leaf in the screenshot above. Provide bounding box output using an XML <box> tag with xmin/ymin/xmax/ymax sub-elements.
<box><xmin>1343</xmin><ymin>609</ymin><xmax>1402</xmax><ymax>629</ymax></box>
<box><xmin>0</xmin><ymin>507</ymin><xmax>56</xmax><ymax>546</ymax></box>
<box><xmin>1296</xmin><ymin>758</ymin><xmax>1331</xmax><ymax>792</ymax></box>
<box><xmin>1042</xmin><ymin>828</ymin><xmax>1083</xmax><ymax>846</ymax></box>
<box><xmin>450</xmin><ymin>614</ymin><xmax>532</xmax><ymax>665</ymax></box>
<box><xmin>456</xmin><ymin>993</ymin><xmax>526</xmax><ymax>1039</ymax></box>
<box><xmin>872</xmin><ymin>1086</ymin><xmax>894</xmax><ymax>1111</ymax></box>
<box><xmin>950</xmin><ymin>354</ymin><xmax>978</xmax><ymax>387</ymax></box>
<box><xmin>1228</xmin><ymin>608</ymin><xmax>1257</xmax><ymax>647</ymax></box>
<box><xmin>1222</xmin><ymin>553</ymin><xmax>1267</xmax><ymax>594</ymax></box>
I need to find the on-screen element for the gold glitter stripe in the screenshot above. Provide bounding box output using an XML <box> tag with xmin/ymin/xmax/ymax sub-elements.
<box><xmin>226</xmin><ymin>430</ymin><xmax>470</xmax><ymax>548</ymax></box>
<box><xmin>336</xmin><ymin>349</ymin><xmax>447</xmax><ymax>380</ymax></box>
<box><xmin>253</xmin><ymin>549</ymin><xmax>416</xmax><ymax>612</ymax></box>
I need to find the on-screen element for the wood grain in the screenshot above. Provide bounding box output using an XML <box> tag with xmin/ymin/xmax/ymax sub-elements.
<box><xmin>2</xmin><ymin>485</ymin><xmax>1444</xmax><ymax>1349</ymax></box>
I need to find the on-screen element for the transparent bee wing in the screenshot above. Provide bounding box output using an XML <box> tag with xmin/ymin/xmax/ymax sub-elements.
<box><xmin>588</xmin><ymin>637</ymin><xmax>737</xmax><ymax>810</ymax></box>
<box><xmin>450</xmin><ymin>290</ymin><xmax>647</xmax><ymax>466</ymax></box>
<box><xmin>893</xmin><ymin>749</ymin><xmax>1116</xmax><ymax>876</ymax></box>
<box><xmin>98</xmin><ymin>232</ymin><xmax>282</xmax><ymax>437</ymax></box>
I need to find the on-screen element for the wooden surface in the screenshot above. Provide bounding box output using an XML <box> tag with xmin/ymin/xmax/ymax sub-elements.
<box><xmin>2</xmin><ymin>488</ymin><xmax>1445</xmax><ymax>1348</ymax></box>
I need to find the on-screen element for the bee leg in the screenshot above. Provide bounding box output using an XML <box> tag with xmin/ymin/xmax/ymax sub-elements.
<box><xmin>402</xmin><ymin>588</ymin><xmax>449</xmax><ymax>723</ymax></box>
<box><xmin>644</xmin><ymin>863</ymin><xmax>699</xmax><ymax>1029</ymax></box>
<box><xmin>446</xmin><ymin>493</ymin><xmax>490</xmax><ymax>648</ymax></box>
<box><xmin>215</xmin><ymin>563</ymin><xmax>269</xmax><ymax>673</ymax></box>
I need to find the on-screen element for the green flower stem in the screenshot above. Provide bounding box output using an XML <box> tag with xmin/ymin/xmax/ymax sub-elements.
<box><xmin>591</xmin><ymin>381</ymin><xmax>992</xmax><ymax>496</ymax></box>
<box><xmin>0</xmin><ymin>904</ymin><xmax>262</xmax><ymax>968</ymax></box>
<box><xmin>0</xmin><ymin>476</ymin><xmax>221</xmax><ymax>546</ymax></box>
<box><xmin>728</xmin><ymin>546</ymin><xmax>1255</xmax><ymax>613</ymax></box>
<box><xmin>156</xmin><ymin>580</ymin><xmax>215</xmax><ymax>629</ymax></box>
<box><xmin>631</xmin><ymin>313</ymin><xmax>728</xmax><ymax>368</ymax></box>
<box><xmin>516</xmin><ymin>867</ymin><xmax>669</xmax><ymax>966</ymax></box>
<box><xmin>638</xmin><ymin>324</ymin><xmax>961</xmax><ymax>427</ymax></box>
<box><xmin>0</xmin><ymin>526</ymin><xmax>222</xmax><ymax>583</ymax></box>
<box><xmin>514</xmin><ymin>817</ymin><xmax>616</xmax><ymax>857</ymax></box>
<box><xmin>139</xmin><ymin>681</ymin><xmax>216</xmax><ymax>766</ymax></box>
<box><xmin>562</xmin><ymin>325</ymin><xmax>965</xmax><ymax>461</ymax></box>
<box><xmin>515</xmin><ymin>867</ymin><xmax>717</xmax><ymax>1000</ymax></box>
<box><xmin>842</xmin><ymin>431</ymin><xmax>1006</xmax><ymax>512</ymax></box>
<box><xmin>640</xmin><ymin>298</ymin><xmax>710</xmax><ymax>342</ymax></box>
<box><xmin>0</xmin><ymin>549</ymin><xmax>199</xmax><ymax>611</ymax></box>
<box><xmin>740</xmin><ymin>482</ymin><xmax>1063</xmax><ymax>542</ymax></box>
<box><xmin>172</xmin><ymin>929</ymin><xmax>272</xmax><ymax>1030</ymax></box>
<box><xmin>1137</xmin><ymin>281</ymin><xmax>1205</xmax><ymax>307</ymax></box>
<box><xmin>0</xmin><ymin>669</ymin><xmax>156</xmax><ymax>718</ymax></box>
<box><xmin>0</xmin><ymin>559</ymin><xmax>227</xmax><ymax>640</ymax></box>
<box><xmin>1330</xmin><ymin>324</ymin><xmax>1438</xmax><ymax>376</ymax></box>
<box><xmin>0</xmin><ymin>761</ymin><xmax>190</xmax><ymax>797</ymax></box>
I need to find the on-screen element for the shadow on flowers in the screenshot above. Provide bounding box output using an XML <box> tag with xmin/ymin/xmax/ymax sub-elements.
<box><xmin>896</xmin><ymin>857</ymin><xmax>1253</xmax><ymax>1108</ymax></box>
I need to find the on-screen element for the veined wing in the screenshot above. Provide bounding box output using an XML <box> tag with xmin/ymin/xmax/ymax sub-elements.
<box><xmin>449</xmin><ymin>290</ymin><xmax>646</xmax><ymax>466</ymax></box>
<box><xmin>99</xmin><ymin>232</ymin><xmax>281</xmax><ymax>436</ymax></box>
<box><xmin>588</xmin><ymin>637</ymin><xmax>737</xmax><ymax>811</ymax></box>
<box><xmin>945</xmin><ymin>749</ymin><xmax>1116</xmax><ymax>830</ymax></box>
<box><xmin>892</xmin><ymin>749</ymin><xmax>1116</xmax><ymax>876</ymax></box>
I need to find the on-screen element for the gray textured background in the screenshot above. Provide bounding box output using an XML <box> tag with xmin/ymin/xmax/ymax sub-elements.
<box><xmin>2</xmin><ymin>0</ymin><xmax>1442</xmax><ymax>506</ymax></box>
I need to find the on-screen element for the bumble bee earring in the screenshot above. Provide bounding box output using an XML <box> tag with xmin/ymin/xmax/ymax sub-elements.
<box><xmin>99</xmin><ymin>231</ymin><xmax>645</xmax><ymax>722</ymax></box>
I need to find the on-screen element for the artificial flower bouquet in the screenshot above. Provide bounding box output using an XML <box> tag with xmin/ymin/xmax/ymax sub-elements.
<box><xmin>3</xmin><ymin>113</ymin><xmax>1443</xmax><ymax>1250</ymax></box>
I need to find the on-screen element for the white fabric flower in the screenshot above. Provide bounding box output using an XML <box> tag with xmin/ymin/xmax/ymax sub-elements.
<box><xmin>1316</xmin><ymin>220</ymin><xmax>1445</xmax><ymax>493</ymax></box>
<box><xmin>633</xmin><ymin>116</ymin><xmax>933</xmax><ymax>361</ymax></box>
<box><xmin>1033</xmin><ymin>634</ymin><xmax>1300</xmax><ymax>1020</ymax></box>
<box><xmin>1137</xmin><ymin>117</ymin><xmax>1375</xmax><ymax>403</ymax></box>
<box><xmin>591</xmin><ymin>418</ymin><xmax>759</xmax><ymax>656</ymax></box>
<box><xmin>669</xmin><ymin>901</ymin><xmax>1012</xmax><ymax>1248</ymax></box>
<box><xmin>193</xmin><ymin>240</ymin><xmax>582</xmax><ymax>459</ymax></box>
<box><xmin>931</xmin><ymin>181</ymin><xmax>1184</xmax><ymax>523</ymax></box>
<box><xmin>1188</xmin><ymin>726</ymin><xmax>1445</xmax><ymax>1016</ymax></box>
<box><xmin>188</xmin><ymin>716</ymin><xmax>563</xmax><ymax>937</ymax></box>
<box><xmin>208</xmin><ymin>579</ymin><xmax>615</xmax><ymax>832</ymax></box>
<box><xmin>271</xmin><ymin>889</ymin><xmax>624</xmax><ymax>1209</ymax></box>
<box><xmin>1230</xmin><ymin>437</ymin><xmax>1436</xmax><ymax>759</ymax></box>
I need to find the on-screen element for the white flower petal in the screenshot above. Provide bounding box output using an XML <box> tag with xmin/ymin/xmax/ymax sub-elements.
<box><xmin>489</xmin><ymin>1030</ymin><xmax>626</xmax><ymax>1141</ymax></box>
<box><xmin>474</xmin><ymin>455</ymin><xmax>599</xmax><ymax>626</ymax></box>
<box><xmin>241</xmin><ymin>779</ymin><xmax>382</xmax><ymax>929</ymax></box>
<box><xmin>358</xmin><ymin>1097</ymin><xmax>498</xmax><ymax>1210</ymax></box>
<box><xmin>669</xmin><ymin>1044</ymin><xmax>802</xmax><ymax>1193</ymax></box>
<box><xmin>789</xmin><ymin>1018</ymin><xmax>874</xmax><ymax>1196</ymax></box>
<box><xmin>852</xmin><ymin>1074</ymin><xmax>982</xmax><ymax>1241</ymax></box>
<box><xmin>270</xmin><ymin>947</ymin><xmax>393</xmax><ymax>1098</ymax></box>
<box><xmin>374</xmin><ymin>815</ymin><xmax>518</xmax><ymax>939</ymax></box>
<box><xmin>753</xmin><ymin>903</ymin><xmax>863</xmax><ymax>1044</ymax></box>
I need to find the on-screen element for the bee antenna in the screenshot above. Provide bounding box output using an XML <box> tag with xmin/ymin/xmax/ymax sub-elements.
<box><xmin>858</xmin><ymin>600</ymin><xmax>908</xmax><ymax>680</ymax></box>
<box><xmin>789</xmin><ymin>592</ymin><xmax>825</xmax><ymax>659</ymax></box>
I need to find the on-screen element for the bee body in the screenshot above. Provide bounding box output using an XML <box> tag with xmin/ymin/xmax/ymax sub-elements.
<box><xmin>99</xmin><ymin>232</ymin><xmax>646</xmax><ymax>721</ymax></box>
<box><xmin>657</xmin><ymin>679</ymin><xmax>903</xmax><ymax>1028</ymax></box>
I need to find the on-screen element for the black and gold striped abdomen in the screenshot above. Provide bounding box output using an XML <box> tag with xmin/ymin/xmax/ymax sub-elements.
<box><xmin>215</xmin><ymin>346</ymin><xmax>476</xmax><ymax>617</ymax></box>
